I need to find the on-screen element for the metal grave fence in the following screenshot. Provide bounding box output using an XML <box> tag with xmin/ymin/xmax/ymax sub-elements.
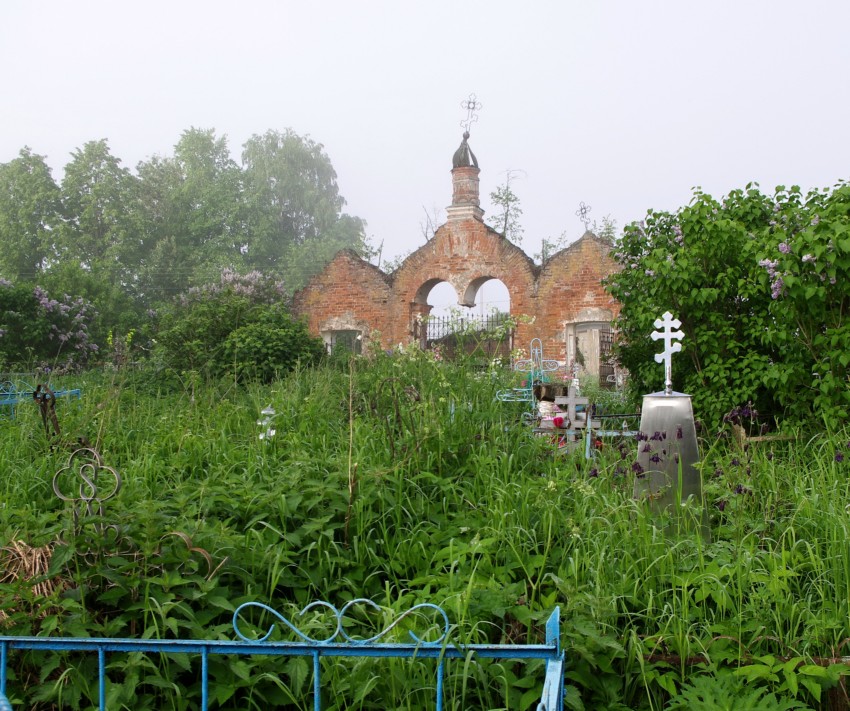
<box><xmin>0</xmin><ymin>599</ymin><xmax>565</xmax><ymax>711</ymax></box>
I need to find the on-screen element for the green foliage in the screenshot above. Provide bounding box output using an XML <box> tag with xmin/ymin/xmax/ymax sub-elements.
<box><xmin>0</xmin><ymin>281</ymin><xmax>98</xmax><ymax>370</ymax></box>
<box><xmin>0</xmin><ymin>147</ymin><xmax>62</xmax><ymax>282</ymax></box>
<box><xmin>223</xmin><ymin>307</ymin><xmax>325</xmax><ymax>382</ymax></box>
<box><xmin>154</xmin><ymin>270</ymin><xmax>322</xmax><ymax>381</ymax></box>
<box><xmin>606</xmin><ymin>182</ymin><xmax>850</xmax><ymax>428</ymax></box>
<box><xmin>762</xmin><ymin>183</ymin><xmax>850</xmax><ymax>425</ymax></box>
<box><xmin>136</xmin><ymin>128</ymin><xmax>245</xmax><ymax>303</ymax></box>
<box><xmin>2</xmin><ymin>351</ymin><xmax>850</xmax><ymax>708</ymax></box>
<box><xmin>241</xmin><ymin>129</ymin><xmax>369</xmax><ymax>289</ymax></box>
<box><xmin>486</xmin><ymin>173</ymin><xmax>524</xmax><ymax>244</ymax></box>
<box><xmin>668</xmin><ymin>671</ymin><xmax>812</xmax><ymax>710</ymax></box>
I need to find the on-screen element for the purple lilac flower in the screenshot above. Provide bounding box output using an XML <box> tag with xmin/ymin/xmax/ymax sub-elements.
<box><xmin>811</xmin><ymin>215</ymin><xmax>820</xmax><ymax>226</ymax></box>
<box><xmin>802</xmin><ymin>254</ymin><xmax>816</xmax><ymax>263</ymax></box>
<box><xmin>771</xmin><ymin>277</ymin><xmax>784</xmax><ymax>299</ymax></box>
<box><xmin>778</xmin><ymin>242</ymin><xmax>791</xmax><ymax>254</ymax></box>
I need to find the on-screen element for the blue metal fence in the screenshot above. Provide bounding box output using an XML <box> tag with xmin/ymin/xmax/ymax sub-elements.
<box><xmin>0</xmin><ymin>599</ymin><xmax>564</xmax><ymax>711</ymax></box>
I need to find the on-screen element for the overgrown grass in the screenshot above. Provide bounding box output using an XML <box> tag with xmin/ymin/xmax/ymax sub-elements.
<box><xmin>1</xmin><ymin>353</ymin><xmax>848</xmax><ymax>709</ymax></box>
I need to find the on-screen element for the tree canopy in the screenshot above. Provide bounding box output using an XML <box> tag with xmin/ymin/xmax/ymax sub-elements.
<box><xmin>0</xmin><ymin>127</ymin><xmax>370</xmax><ymax>314</ymax></box>
<box><xmin>606</xmin><ymin>182</ymin><xmax>850</xmax><ymax>427</ymax></box>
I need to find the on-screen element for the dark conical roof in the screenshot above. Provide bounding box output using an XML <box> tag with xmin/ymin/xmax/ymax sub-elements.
<box><xmin>452</xmin><ymin>131</ymin><xmax>479</xmax><ymax>169</ymax></box>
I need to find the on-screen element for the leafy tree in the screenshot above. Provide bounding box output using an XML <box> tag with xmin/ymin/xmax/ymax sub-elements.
<box><xmin>241</xmin><ymin>129</ymin><xmax>367</xmax><ymax>289</ymax></box>
<box><xmin>59</xmin><ymin>139</ymin><xmax>140</xmax><ymax>278</ymax></box>
<box><xmin>53</xmin><ymin>140</ymin><xmax>143</xmax><ymax>342</ymax></box>
<box><xmin>606</xmin><ymin>182</ymin><xmax>850</xmax><ymax>427</ymax></box>
<box><xmin>487</xmin><ymin>171</ymin><xmax>524</xmax><ymax>244</ymax></box>
<box><xmin>0</xmin><ymin>148</ymin><xmax>62</xmax><ymax>281</ymax></box>
<box><xmin>136</xmin><ymin>128</ymin><xmax>245</xmax><ymax>302</ymax></box>
<box><xmin>606</xmin><ymin>187</ymin><xmax>778</xmax><ymax>426</ymax></box>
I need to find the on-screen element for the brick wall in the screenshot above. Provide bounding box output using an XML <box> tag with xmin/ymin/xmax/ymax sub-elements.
<box><xmin>292</xmin><ymin>224</ymin><xmax>619</xmax><ymax>362</ymax></box>
<box><xmin>292</xmin><ymin>139</ymin><xmax>620</xmax><ymax>363</ymax></box>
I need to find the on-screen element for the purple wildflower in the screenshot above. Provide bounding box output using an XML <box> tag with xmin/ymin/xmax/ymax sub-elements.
<box><xmin>632</xmin><ymin>461</ymin><xmax>645</xmax><ymax>476</ymax></box>
<box><xmin>717</xmin><ymin>500</ymin><xmax>728</xmax><ymax>512</ymax></box>
<box><xmin>588</xmin><ymin>468</ymin><xmax>599</xmax><ymax>478</ymax></box>
<box><xmin>836</xmin><ymin>452</ymin><xmax>845</xmax><ymax>463</ymax></box>
<box><xmin>649</xmin><ymin>454</ymin><xmax>662</xmax><ymax>464</ymax></box>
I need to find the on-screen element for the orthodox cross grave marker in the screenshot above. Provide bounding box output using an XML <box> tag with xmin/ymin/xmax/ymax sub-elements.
<box><xmin>634</xmin><ymin>312</ymin><xmax>705</xmax><ymax>524</ymax></box>
<box><xmin>650</xmin><ymin>311</ymin><xmax>683</xmax><ymax>396</ymax></box>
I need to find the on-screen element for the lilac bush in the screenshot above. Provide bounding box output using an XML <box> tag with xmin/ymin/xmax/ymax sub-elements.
<box><xmin>0</xmin><ymin>280</ymin><xmax>98</xmax><ymax>370</ymax></box>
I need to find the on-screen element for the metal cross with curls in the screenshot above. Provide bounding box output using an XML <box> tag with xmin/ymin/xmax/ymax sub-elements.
<box><xmin>576</xmin><ymin>202</ymin><xmax>592</xmax><ymax>229</ymax></box>
<box><xmin>53</xmin><ymin>447</ymin><xmax>122</xmax><ymax>532</ymax></box>
<box><xmin>460</xmin><ymin>93</ymin><xmax>482</xmax><ymax>132</ymax></box>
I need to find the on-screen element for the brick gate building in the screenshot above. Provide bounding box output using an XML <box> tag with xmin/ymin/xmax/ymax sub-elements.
<box><xmin>292</xmin><ymin>132</ymin><xmax>620</xmax><ymax>379</ymax></box>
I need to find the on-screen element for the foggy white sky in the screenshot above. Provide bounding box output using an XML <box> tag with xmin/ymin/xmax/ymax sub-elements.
<box><xmin>3</xmin><ymin>0</ymin><xmax>849</xmax><ymax>277</ymax></box>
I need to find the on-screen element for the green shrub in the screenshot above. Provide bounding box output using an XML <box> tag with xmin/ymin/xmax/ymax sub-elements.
<box><xmin>153</xmin><ymin>269</ymin><xmax>323</xmax><ymax>381</ymax></box>
<box><xmin>606</xmin><ymin>182</ymin><xmax>850</xmax><ymax>429</ymax></box>
<box><xmin>0</xmin><ymin>280</ymin><xmax>98</xmax><ymax>370</ymax></box>
<box><xmin>223</xmin><ymin>306</ymin><xmax>324</xmax><ymax>382</ymax></box>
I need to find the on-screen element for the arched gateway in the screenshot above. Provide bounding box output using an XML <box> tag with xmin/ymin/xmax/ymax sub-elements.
<box><xmin>292</xmin><ymin>132</ymin><xmax>620</xmax><ymax>379</ymax></box>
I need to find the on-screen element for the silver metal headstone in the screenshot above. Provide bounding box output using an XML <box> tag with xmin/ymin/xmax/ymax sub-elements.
<box><xmin>634</xmin><ymin>313</ymin><xmax>704</xmax><ymax>518</ymax></box>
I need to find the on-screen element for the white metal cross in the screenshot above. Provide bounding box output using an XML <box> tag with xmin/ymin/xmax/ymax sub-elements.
<box><xmin>650</xmin><ymin>311</ymin><xmax>683</xmax><ymax>395</ymax></box>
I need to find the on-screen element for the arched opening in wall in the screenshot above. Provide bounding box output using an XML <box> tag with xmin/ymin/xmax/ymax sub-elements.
<box><xmin>425</xmin><ymin>281</ymin><xmax>461</xmax><ymax>319</ymax></box>
<box><xmin>461</xmin><ymin>277</ymin><xmax>511</xmax><ymax>318</ymax></box>
<box><xmin>417</xmin><ymin>277</ymin><xmax>513</xmax><ymax>361</ymax></box>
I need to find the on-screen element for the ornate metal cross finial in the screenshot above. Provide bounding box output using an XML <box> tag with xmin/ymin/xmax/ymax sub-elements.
<box><xmin>576</xmin><ymin>202</ymin><xmax>592</xmax><ymax>230</ymax></box>
<box><xmin>650</xmin><ymin>311</ymin><xmax>684</xmax><ymax>395</ymax></box>
<box><xmin>460</xmin><ymin>93</ymin><xmax>482</xmax><ymax>133</ymax></box>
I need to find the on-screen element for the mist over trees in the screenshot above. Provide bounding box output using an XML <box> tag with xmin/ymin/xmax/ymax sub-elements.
<box><xmin>0</xmin><ymin>128</ymin><xmax>370</xmax><ymax>332</ymax></box>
